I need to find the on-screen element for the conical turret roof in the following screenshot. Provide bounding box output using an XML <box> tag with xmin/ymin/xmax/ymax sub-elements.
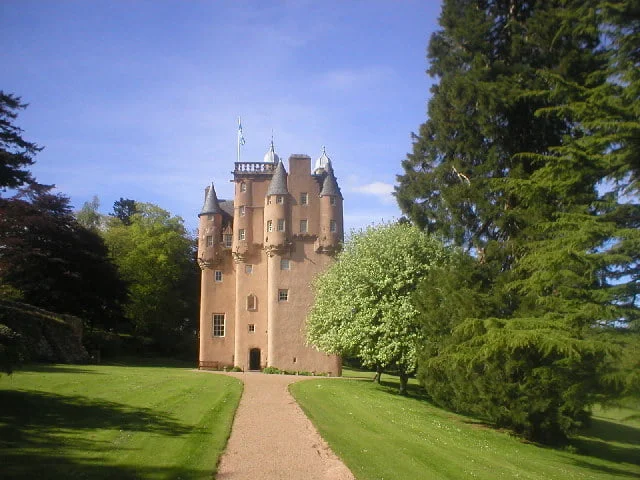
<box><xmin>266</xmin><ymin>160</ymin><xmax>289</xmax><ymax>196</ymax></box>
<box><xmin>199</xmin><ymin>183</ymin><xmax>222</xmax><ymax>216</ymax></box>
<box><xmin>320</xmin><ymin>167</ymin><xmax>342</xmax><ymax>198</ymax></box>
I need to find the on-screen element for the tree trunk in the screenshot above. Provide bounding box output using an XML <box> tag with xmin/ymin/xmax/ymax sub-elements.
<box><xmin>399</xmin><ymin>372</ymin><xmax>409</xmax><ymax>396</ymax></box>
<box><xmin>372</xmin><ymin>364</ymin><xmax>382</xmax><ymax>384</ymax></box>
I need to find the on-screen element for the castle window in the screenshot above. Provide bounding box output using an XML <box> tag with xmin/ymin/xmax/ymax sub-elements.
<box><xmin>280</xmin><ymin>258</ymin><xmax>290</xmax><ymax>270</ymax></box>
<box><xmin>224</xmin><ymin>234</ymin><xmax>233</xmax><ymax>247</ymax></box>
<box><xmin>300</xmin><ymin>192</ymin><xmax>308</xmax><ymax>205</ymax></box>
<box><xmin>277</xmin><ymin>219</ymin><xmax>285</xmax><ymax>231</ymax></box>
<box><xmin>330</xmin><ymin>196</ymin><xmax>336</xmax><ymax>206</ymax></box>
<box><xmin>207</xmin><ymin>214</ymin><xmax>213</xmax><ymax>220</ymax></box>
<box><xmin>247</xmin><ymin>294</ymin><xmax>257</xmax><ymax>311</ymax></box>
<box><xmin>239</xmin><ymin>228</ymin><xmax>246</xmax><ymax>240</ymax></box>
<box><xmin>278</xmin><ymin>289</ymin><xmax>289</xmax><ymax>302</ymax></box>
<box><xmin>240</xmin><ymin>182</ymin><xmax>247</xmax><ymax>192</ymax></box>
<box><xmin>300</xmin><ymin>219</ymin><xmax>308</xmax><ymax>233</ymax></box>
<box><xmin>206</xmin><ymin>235</ymin><xmax>213</xmax><ymax>247</ymax></box>
<box><xmin>212</xmin><ymin>314</ymin><xmax>225</xmax><ymax>337</ymax></box>
<box><xmin>330</xmin><ymin>220</ymin><xmax>337</xmax><ymax>233</ymax></box>
<box><xmin>248</xmin><ymin>324</ymin><xmax>255</xmax><ymax>333</ymax></box>
<box><xmin>239</xmin><ymin>206</ymin><xmax>246</xmax><ymax>216</ymax></box>
<box><xmin>245</xmin><ymin>264</ymin><xmax>253</xmax><ymax>274</ymax></box>
<box><xmin>214</xmin><ymin>270</ymin><xmax>223</xmax><ymax>282</ymax></box>
<box><xmin>276</xmin><ymin>195</ymin><xmax>284</xmax><ymax>204</ymax></box>
<box><xmin>267</xmin><ymin>220</ymin><xmax>273</xmax><ymax>232</ymax></box>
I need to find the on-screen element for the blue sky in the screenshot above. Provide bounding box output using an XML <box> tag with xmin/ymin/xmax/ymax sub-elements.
<box><xmin>2</xmin><ymin>0</ymin><xmax>442</xmax><ymax>233</ymax></box>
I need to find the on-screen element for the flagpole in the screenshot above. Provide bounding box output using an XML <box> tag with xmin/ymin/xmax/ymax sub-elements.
<box><xmin>237</xmin><ymin>116</ymin><xmax>241</xmax><ymax>164</ymax></box>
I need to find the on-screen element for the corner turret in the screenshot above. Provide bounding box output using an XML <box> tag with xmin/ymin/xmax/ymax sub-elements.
<box><xmin>198</xmin><ymin>183</ymin><xmax>223</xmax><ymax>268</ymax></box>
<box><xmin>264</xmin><ymin>159</ymin><xmax>290</xmax><ymax>254</ymax></box>
<box><xmin>316</xmin><ymin>150</ymin><xmax>343</xmax><ymax>253</ymax></box>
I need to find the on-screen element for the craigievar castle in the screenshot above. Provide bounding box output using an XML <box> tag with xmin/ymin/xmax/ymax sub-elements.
<box><xmin>197</xmin><ymin>142</ymin><xmax>343</xmax><ymax>375</ymax></box>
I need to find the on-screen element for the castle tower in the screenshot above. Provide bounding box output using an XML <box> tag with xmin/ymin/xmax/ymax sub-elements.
<box><xmin>316</xmin><ymin>151</ymin><xmax>344</xmax><ymax>252</ymax></box>
<box><xmin>198</xmin><ymin>140</ymin><xmax>343</xmax><ymax>375</ymax></box>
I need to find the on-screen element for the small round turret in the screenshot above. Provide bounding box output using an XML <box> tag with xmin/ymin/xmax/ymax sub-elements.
<box><xmin>198</xmin><ymin>183</ymin><xmax>222</xmax><ymax>268</ymax></box>
<box><xmin>317</xmin><ymin>163</ymin><xmax>343</xmax><ymax>252</ymax></box>
<box><xmin>263</xmin><ymin>160</ymin><xmax>290</xmax><ymax>252</ymax></box>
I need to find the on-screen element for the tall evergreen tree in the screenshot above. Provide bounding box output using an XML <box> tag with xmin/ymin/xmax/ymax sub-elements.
<box><xmin>397</xmin><ymin>0</ymin><xmax>637</xmax><ymax>442</ymax></box>
<box><xmin>0</xmin><ymin>91</ymin><xmax>42</xmax><ymax>192</ymax></box>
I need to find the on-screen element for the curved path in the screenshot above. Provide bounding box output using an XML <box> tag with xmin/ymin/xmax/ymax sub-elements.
<box><xmin>207</xmin><ymin>371</ymin><xmax>354</xmax><ymax>480</ymax></box>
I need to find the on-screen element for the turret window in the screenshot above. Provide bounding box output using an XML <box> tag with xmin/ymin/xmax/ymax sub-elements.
<box><xmin>277</xmin><ymin>219</ymin><xmax>285</xmax><ymax>231</ymax></box>
<box><xmin>239</xmin><ymin>206</ymin><xmax>246</xmax><ymax>216</ymax></box>
<box><xmin>240</xmin><ymin>182</ymin><xmax>247</xmax><ymax>192</ymax></box>
<box><xmin>206</xmin><ymin>235</ymin><xmax>214</xmax><ymax>247</ymax></box>
<box><xmin>212</xmin><ymin>314</ymin><xmax>225</xmax><ymax>337</ymax></box>
<box><xmin>280</xmin><ymin>259</ymin><xmax>290</xmax><ymax>270</ymax></box>
<box><xmin>278</xmin><ymin>289</ymin><xmax>289</xmax><ymax>302</ymax></box>
<box><xmin>330</xmin><ymin>197</ymin><xmax>336</xmax><ymax>206</ymax></box>
<box><xmin>245</xmin><ymin>264</ymin><xmax>253</xmax><ymax>274</ymax></box>
<box><xmin>300</xmin><ymin>219</ymin><xmax>308</xmax><ymax>233</ymax></box>
<box><xmin>214</xmin><ymin>270</ymin><xmax>223</xmax><ymax>282</ymax></box>
<box><xmin>224</xmin><ymin>234</ymin><xmax>233</xmax><ymax>247</ymax></box>
<box><xmin>267</xmin><ymin>220</ymin><xmax>273</xmax><ymax>232</ymax></box>
<box><xmin>276</xmin><ymin>195</ymin><xmax>284</xmax><ymax>204</ymax></box>
<box><xmin>239</xmin><ymin>228</ymin><xmax>246</xmax><ymax>240</ymax></box>
<box><xmin>300</xmin><ymin>192</ymin><xmax>308</xmax><ymax>205</ymax></box>
<box><xmin>330</xmin><ymin>220</ymin><xmax>337</xmax><ymax>232</ymax></box>
<box><xmin>248</xmin><ymin>324</ymin><xmax>255</xmax><ymax>333</ymax></box>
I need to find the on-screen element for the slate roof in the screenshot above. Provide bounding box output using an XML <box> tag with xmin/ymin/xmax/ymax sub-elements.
<box><xmin>266</xmin><ymin>160</ymin><xmax>289</xmax><ymax>196</ymax></box>
<box><xmin>199</xmin><ymin>183</ymin><xmax>222</xmax><ymax>216</ymax></box>
<box><xmin>320</xmin><ymin>168</ymin><xmax>342</xmax><ymax>198</ymax></box>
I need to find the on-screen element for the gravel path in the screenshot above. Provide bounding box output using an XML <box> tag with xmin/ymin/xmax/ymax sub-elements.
<box><xmin>207</xmin><ymin>371</ymin><xmax>355</xmax><ymax>480</ymax></box>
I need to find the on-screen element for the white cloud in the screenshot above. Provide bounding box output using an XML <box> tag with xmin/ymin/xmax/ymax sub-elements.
<box><xmin>349</xmin><ymin>181</ymin><xmax>396</xmax><ymax>204</ymax></box>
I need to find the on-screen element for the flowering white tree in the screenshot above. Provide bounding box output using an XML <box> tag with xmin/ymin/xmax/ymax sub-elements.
<box><xmin>306</xmin><ymin>222</ymin><xmax>450</xmax><ymax>394</ymax></box>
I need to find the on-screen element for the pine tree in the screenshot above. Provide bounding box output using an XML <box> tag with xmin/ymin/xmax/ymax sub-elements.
<box><xmin>0</xmin><ymin>92</ymin><xmax>42</xmax><ymax>191</ymax></box>
<box><xmin>398</xmin><ymin>0</ymin><xmax>636</xmax><ymax>442</ymax></box>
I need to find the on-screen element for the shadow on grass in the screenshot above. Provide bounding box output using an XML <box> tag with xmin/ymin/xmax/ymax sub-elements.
<box><xmin>568</xmin><ymin>418</ymin><xmax>640</xmax><ymax>468</ymax></box>
<box><xmin>370</xmin><ymin>371</ymin><xmax>640</xmax><ymax>474</ymax></box>
<box><xmin>0</xmin><ymin>389</ymin><xmax>199</xmax><ymax>479</ymax></box>
<box><xmin>11</xmin><ymin>364</ymin><xmax>103</xmax><ymax>374</ymax></box>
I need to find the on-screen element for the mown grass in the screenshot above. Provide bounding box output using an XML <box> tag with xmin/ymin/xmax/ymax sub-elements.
<box><xmin>291</xmin><ymin>369</ymin><xmax>640</xmax><ymax>480</ymax></box>
<box><xmin>0</xmin><ymin>361</ymin><xmax>242</xmax><ymax>479</ymax></box>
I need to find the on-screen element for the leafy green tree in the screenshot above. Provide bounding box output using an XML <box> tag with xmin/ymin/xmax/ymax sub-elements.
<box><xmin>0</xmin><ymin>91</ymin><xmax>42</xmax><ymax>192</ymax></box>
<box><xmin>103</xmin><ymin>202</ymin><xmax>199</xmax><ymax>355</ymax></box>
<box><xmin>76</xmin><ymin>195</ymin><xmax>103</xmax><ymax>232</ymax></box>
<box><xmin>307</xmin><ymin>223</ymin><xmax>449</xmax><ymax>394</ymax></box>
<box><xmin>0</xmin><ymin>185</ymin><xmax>127</xmax><ymax>330</ymax></box>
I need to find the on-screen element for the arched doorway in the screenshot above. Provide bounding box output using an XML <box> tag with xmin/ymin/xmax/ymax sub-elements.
<box><xmin>249</xmin><ymin>348</ymin><xmax>261</xmax><ymax>371</ymax></box>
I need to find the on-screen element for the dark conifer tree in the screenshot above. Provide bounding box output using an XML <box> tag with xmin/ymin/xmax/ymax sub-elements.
<box><xmin>398</xmin><ymin>0</ymin><xmax>637</xmax><ymax>442</ymax></box>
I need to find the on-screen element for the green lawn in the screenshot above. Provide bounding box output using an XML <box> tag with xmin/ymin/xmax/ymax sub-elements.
<box><xmin>0</xmin><ymin>361</ymin><xmax>242</xmax><ymax>479</ymax></box>
<box><xmin>291</xmin><ymin>370</ymin><xmax>640</xmax><ymax>480</ymax></box>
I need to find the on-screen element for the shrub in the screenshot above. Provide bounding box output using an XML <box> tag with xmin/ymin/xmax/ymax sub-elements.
<box><xmin>262</xmin><ymin>366</ymin><xmax>281</xmax><ymax>374</ymax></box>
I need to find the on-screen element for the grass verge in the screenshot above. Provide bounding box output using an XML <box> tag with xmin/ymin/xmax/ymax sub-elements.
<box><xmin>290</xmin><ymin>370</ymin><xmax>640</xmax><ymax>480</ymax></box>
<box><xmin>0</xmin><ymin>362</ymin><xmax>242</xmax><ymax>479</ymax></box>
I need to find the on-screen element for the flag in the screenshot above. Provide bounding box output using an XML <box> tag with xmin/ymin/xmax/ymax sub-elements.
<box><xmin>238</xmin><ymin>117</ymin><xmax>246</xmax><ymax>146</ymax></box>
